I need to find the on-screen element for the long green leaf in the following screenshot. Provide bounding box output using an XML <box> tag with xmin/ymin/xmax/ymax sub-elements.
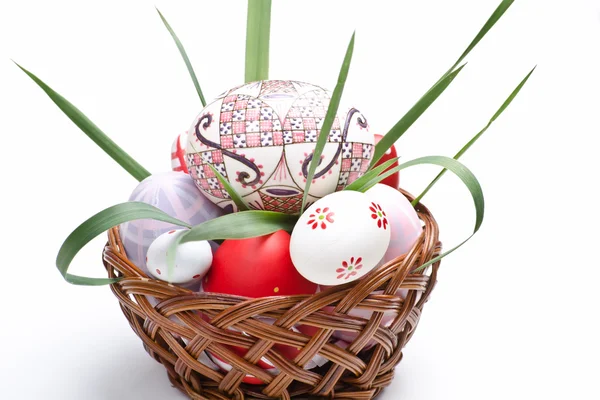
<box><xmin>362</xmin><ymin>156</ymin><xmax>484</xmax><ymax>273</ymax></box>
<box><xmin>371</xmin><ymin>64</ymin><xmax>466</xmax><ymax>166</ymax></box>
<box><xmin>156</xmin><ymin>8</ymin><xmax>206</xmax><ymax>107</ymax></box>
<box><xmin>181</xmin><ymin>211</ymin><xmax>297</xmax><ymax>243</ymax></box>
<box><xmin>207</xmin><ymin>164</ymin><xmax>248</xmax><ymax>211</ymax></box>
<box><xmin>300</xmin><ymin>32</ymin><xmax>355</xmax><ymax>212</ymax></box>
<box><xmin>371</xmin><ymin>0</ymin><xmax>515</xmax><ymax>167</ymax></box>
<box><xmin>413</xmin><ymin>66</ymin><xmax>536</xmax><ymax>204</ymax></box>
<box><xmin>15</xmin><ymin>63</ymin><xmax>151</xmax><ymax>182</ymax></box>
<box><xmin>343</xmin><ymin>157</ymin><xmax>399</xmax><ymax>192</ymax></box>
<box><xmin>245</xmin><ymin>0</ymin><xmax>272</xmax><ymax>82</ymax></box>
<box><xmin>446</xmin><ymin>0</ymin><xmax>514</xmax><ymax>75</ymax></box>
<box><xmin>56</xmin><ymin>202</ymin><xmax>191</xmax><ymax>286</ymax></box>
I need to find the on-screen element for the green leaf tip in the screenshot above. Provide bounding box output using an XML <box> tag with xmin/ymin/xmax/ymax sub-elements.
<box><xmin>15</xmin><ymin>62</ymin><xmax>151</xmax><ymax>182</ymax></box>
<box><xmin>413</xmin><ymin>65</ymin><xmax>536</xmax><ymax>205</ymax></box>
<box><xmin>371</xmin><ymin>63</ymin><xmax>467</xmax><ymax>167</ymax></box>
<box><xmin>156</xmin><ymin>7</ymin><xmax>207</xmax><ymax>107</ymax></box>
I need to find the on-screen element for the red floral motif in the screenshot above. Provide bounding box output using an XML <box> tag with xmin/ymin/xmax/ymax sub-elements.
<box><xmin>307</xmin><ymin>207</ymin><xmax>335</xmax><ymax>230</ymax></box>
<box><xmin>336</xmin><ymin>257</ymin><xmax>363</xmax><ymax>280</ymax></box>
<box><xmin>370</xmin><ymin>202</ymin><xmax>388</xmax><ymax>230</ymax></box>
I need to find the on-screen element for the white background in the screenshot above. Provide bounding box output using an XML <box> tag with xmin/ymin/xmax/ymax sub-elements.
<box><xmin>1</xmin><ymin>0</ymin><xmax>599</xmax><ymax>399</ymax></box>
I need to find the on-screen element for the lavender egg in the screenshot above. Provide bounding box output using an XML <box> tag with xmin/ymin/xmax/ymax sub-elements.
<box><xmin>119</xmin><ymin>171</ymin><xmax>224</xmax><ymax>274</ymax></box>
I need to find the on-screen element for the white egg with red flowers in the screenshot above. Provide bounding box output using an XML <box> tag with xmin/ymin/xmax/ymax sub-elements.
<box><xmin>290</xmin><ymin>191</ymin><xmax>391</xmax><ymax>285</ymax></box>
<box><xmin>366</xmin><ymin>184</ymin><xmax>422</xmax><ymax>264</ymax></box>
<box><xmin>146</xmin><ymin>229</ymin><xmax>213</xmax><ymax>284</ymax></box>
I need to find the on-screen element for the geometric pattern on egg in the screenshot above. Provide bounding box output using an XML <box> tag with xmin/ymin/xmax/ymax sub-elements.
<box><xmin>290</xmin><ymin>191</ymin><xmax>391</xmax><ymax>286</ymax></box>
<box><xmin>146</xmin><ymin>229</ymin><xmax>213</xmax><ymax>285</ymax></box>
<box><xmin>185</xmin><ymin>80</ymin><xmax>374</xmax><ymax>214</ymax></box>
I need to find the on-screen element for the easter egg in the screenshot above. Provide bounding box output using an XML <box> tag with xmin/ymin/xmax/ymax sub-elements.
<box><xmin>146</xmin><ymin>229</ymin><xmax>213</xmax><ymax>284</ymax></box>
<box><xmin>185</xmin><ymin>80</ymin><xmax>374</xmax><ymax>214</ymax></box>
<box><xmin>373</xmin><ymin>134</ymin><xmax>399</xmax><ymax>189</ymax></box>
<box><xmin>171</xmin><ymin>131</ymin><xmax>189</xmax><ymax>173</ymax></box>
<box><xmin>290</xmin><ymin>191</ymin><xmax>391</xmax><ymax>285</ymax></box>
<box><xmin>119</xmin><ymin>172</ymin><xmax>224</xmax><ymax>274</ymax></box>
<box><xmin>366</xmin><ymin>184</ymin><xmax>422</xmax><ymax>265</ymax></box>
<box><xmin>203</xmin><ymin>230</ymin><xmax>318</xmax><ymax>297</ymax></box>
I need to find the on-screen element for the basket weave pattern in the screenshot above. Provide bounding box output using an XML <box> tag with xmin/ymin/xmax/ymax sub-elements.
<box><xmin>102</xmin><ymin>191</ymin><xmax>441</xmax><ymax>400</ymax></box>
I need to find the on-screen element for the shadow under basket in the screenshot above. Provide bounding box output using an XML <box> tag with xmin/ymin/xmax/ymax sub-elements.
<box><xmin>102</xmin><ymin>190</ymin><xmax>441</xmax><ymax>400</ymax></box>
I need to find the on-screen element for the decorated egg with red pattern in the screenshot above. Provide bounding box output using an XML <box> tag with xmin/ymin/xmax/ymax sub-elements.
<box><xmin>171</xmin><ymin>131</ymin><xmax>189</xmax><ymax>173</ymax></box>
<box><xmin>290</xmin><ymin>191</ymin><xmax>391</xmax><ymax>286</ymax></box>
<box><xmin>185</xmin><ymin>80</ymin><xmax>374</xmax><ymax>214</ymax></box>
<box><xmin>203</xmin><ymin>230</ymin><xmax>318</xmax><ymax>297</ymax></box>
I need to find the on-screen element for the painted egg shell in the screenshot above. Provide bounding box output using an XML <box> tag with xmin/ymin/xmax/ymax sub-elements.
<box><xmin>171</xmin><ymin>131</ymin><xmax>189</xmax><ymax>173</ymax></box>
<box><xmin>119</xmin><ymin>172</ymin><xmax>224</xmax><ymax>274</ymax></box>
<box><xmin>373</xmin><ymin>134</ymin><xmax>399</xmax><ymax>188</ymax></box>
<box><xmin>185</xmin><ymin>80</ymin><xmax>374</xmax><ymax>214</ymax></box>
<box><xmin>203</xmin><ymin>230</ymin><xmax>318</xmax><ymax>297</ymax></box>
<box><xmin>290</xmin><ymin>191</ymin><xmax>391</xmax><ymax>285</ymax></box>
<box><xmin>146</xmin><ymin>229</ymin><xmax>212</xmax><ymax>284</ymax></box>
<box><xmin>366</xmin><ymin>184</ymin><xmax>422</xmax><ymax>265</ymax></box>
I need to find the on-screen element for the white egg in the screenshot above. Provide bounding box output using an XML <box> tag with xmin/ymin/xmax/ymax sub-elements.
<box><xmin>146</xmin><ymin>229</ymin><xmax>213</xmax><ymax>284</ymax></box>
<box><xmin>290</xmin><ymin>191</ymin><xmax>391</xmax><ymax>285</ymax></box>
<box><xmin>366</xmin><ymin>184</ymin><xmax>423</xmax><ymax>264</ymax></box>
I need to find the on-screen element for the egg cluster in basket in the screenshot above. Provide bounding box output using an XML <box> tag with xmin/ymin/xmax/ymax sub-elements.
<box><xmin>115</xmin><ymin>79</ymin><xmax>426</xmax><ymax>382</ymax></box>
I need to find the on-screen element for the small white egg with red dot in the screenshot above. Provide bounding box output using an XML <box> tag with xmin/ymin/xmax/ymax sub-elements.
<box><xmin>146</xmin><ymin>229</ymin><xmax>213</xmax><ymax>285</ymax></box>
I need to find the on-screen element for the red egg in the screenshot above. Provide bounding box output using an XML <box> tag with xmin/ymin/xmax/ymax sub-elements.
<box><xmin>203</xmin><ymin>230</ymin><xmax>318</xmax><ymax>297</ymax></box>
<box><xmin>373</xmin><ymin>134</ymin><xmax>400</xmax><ymax>189</ymax></box>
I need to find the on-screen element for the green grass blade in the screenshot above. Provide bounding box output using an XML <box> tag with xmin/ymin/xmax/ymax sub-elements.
<box><xmin>413</xmin><ymin>66</ymin><xmax>536</xmax><ymax>204</ymax></box>
<box><xmin>354</xmin><ymin>155</ymin><xmax>484</xmax><ymax>273</ymax></box>
<box><xmin>371</xmin><ymin>64</ymin><xmax>466</xmax><ymax>166</ymax></box>
<box><xmin>371</xmin><ymin>1</ymin><xmax>515</xmax><ymax>167</ymax></box>
<box><xmin>156</xmin><ymin>8</ymin><xmax>206</xmax><ymax>107</ymax></box>
<box><xmin>207</xmin><ymin>164</ymin><xmax>248</xmax><ymax>211</ymax></box>
<box><xmin>15</xmin><ymin>62</ymin><xmax>151</xmax><ymax>182</ymax></box>
<box><xmin>447</xmin><ymin>0</ymin><xmax>514</xmax><ymax>74</ymax></box>
<box><xmin>180</xmin><ymin>210</ymin><xmax>297</xmax><ymax>243</ymax></box>
<box><xmin>245</xmin><ymin>0</ymin><xmax>272</xmax><ymax>82</ymax></box>
<box><xmin>56</xmin><ymin>202</ymin><xmax>191</xmax><ymax>286</ymax></box>
<box><xmin>343</xmin><ymin>157</ymin><xmax>400</xmax><ymax>192</ymax></box>
<box><xmin>300</xmin><ymin>32</ymin><xmax>355</xmax><ymax>212</ymax></box>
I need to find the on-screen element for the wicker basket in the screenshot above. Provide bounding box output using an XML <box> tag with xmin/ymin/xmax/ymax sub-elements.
<box><xmin>102</xmin><ymin>190</ymin><xmax>441</xmax><ymax>400</ymax></box>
